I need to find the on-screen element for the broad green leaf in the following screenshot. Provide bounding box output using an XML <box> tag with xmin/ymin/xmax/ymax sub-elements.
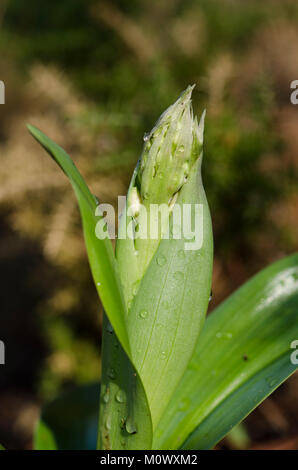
<box><xmin>154</xmin><ymin>254</ymin><xmax>298</xmax><ymax>449</ymax></box>
<box><xmin>127</xmin><ymin>159</ymin><xmax>213</xmax><ymax>428</ymax></box>
<box><xmin>27</xmin><ymin>125</ymin><xmax>130</xmax><ymax>354</ymax></box>
<box><xmin>34</xmin><ymin>384</ymin><xmax>99</xmax><ymax>450</ymax></box>
<box><xmin>98</xmin><ymin>316</ymin><xmax>152</xmax><ymax>450</ymax></box>
<box><xmin>28</xmin><ymin>126</ymin><xmax>153</xmax><ymax>450</ymax></box>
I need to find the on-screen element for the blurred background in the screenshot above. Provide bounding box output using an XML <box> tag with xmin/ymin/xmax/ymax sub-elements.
<box><xmin>0</xmin><ymin>0</ymin><xmax>298</xmax><ymax>450</ymax></box>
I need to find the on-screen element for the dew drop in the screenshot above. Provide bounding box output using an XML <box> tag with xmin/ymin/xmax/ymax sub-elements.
<box><xmin>97</xmin><ymin>282</ymin><xmax>101</xmax><ymax>286</ymax></box>
<box><xmin>143</xmin><ymin>132</ymin><xmax>151</xmax><ymax>142</ymax></box>
<box><xmin>161</xmin><ymin>351</ymin><xmax>167</xmax><ymax>360</ymax></box>
<box><xmin>178</xmin><ymin>144</ymin><xmax>185</xmax><ymax>153</ymax></box>
<box><xmin>216</xmin><ymin>332</ymin><xmax>222</xmax><ymax>339</ymax></box>
<box><xmin>116</xmin><ymin>389</ymin><xmax>126</xmax><ymax>404</ymax></box>
<box><xmin>105</xmin><ymin>415</ymin><xmax>112</xmax><ymax>430</ymax></box>
<box><xmin>267</xmin><ymin>377</ymin><xmax>277</xmax><ymax>387</ymax></box>
<box><xmin>102</xmin><ymin>387</ymin><xmax>110</xmax><ymax>404</ymax></box>
<box><xmin>223</xmin><ymin>332</ymin><xmax>233</xmax><ymax>339</ymax></box>
<box><xmin>139</xmin><ymin>310</ymin><xmax>148</xmax><ymax>320</ymax></box>
<box><xmin>174</xmin><ymin>271</ymin><xmax>184</xmax><ymax>281</ymax></box>
<box><xmin>209</xmin><ymin>289</ymin><xmax>213</xmax><ymax>302</ymax></box>
<box><xmin>106</xmin><ymin>323</ymin><xmax>113</xmax><ymax>334</ymax></box>
<box><xmin>125</xmin><ymin>418</ymin><xmax>137</xmax><ymax>435</ymax></box>
<box><xmin>132</xmin><ymin>281</ymin><xmax>140</xmax><ymax>296</ymax></box>
<box><xmin>178</xmin><ymin>249</ymin><xmax>186</xmax><ymax>260</ymax></box>
<box><xmin>107</xmin><ymin>368</ymin><xmax>116</xmax><ymax>379</ymax></box>
<box><xmin>178</xmin><ymin>397</ymin><xmax>190</xmax><ymax>411</ymax></box>
<box><xmin>93</xmin><ymin>195</ymin><xmax>100</xmax><ymax>205</ymax></box>
<box><xmin>157</xmin><ymin>254</ymin><xmax>167</xmax><ymax>266</ymax></box>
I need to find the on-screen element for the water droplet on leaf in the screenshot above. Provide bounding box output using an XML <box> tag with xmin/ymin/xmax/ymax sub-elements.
<box><xmin>174</xmin><ymin>271</ymin><xmax>184</xmax><ymax>281</ymax></box>
<box><xmin>139</xmin><ymin>310</ymin><xmax>148</xmax><ymax>319</ymax></box>
<box><xmin>102</xmin><ymin>387</ymin><xmax>110</xmax><ymax>404</ymax></box>
<box><xmin>107</xmin><ymin>368</ymin><xmax>116</xmax><ymax>379</ymax></box>
<box><xmin>132</xmin><ymin>281</ymin><xmax>140</xmax><ymax>296</ymax></box>
<box><xmin>105</xmin><ymin>415</ymin><xmax>112</xmax><ymax>430</ymax></box>
<box><xmin>125</xmin><ymin>418</ymin><xmax>137</xmax><ymax>435</ymax></box>
<box><xmin>116</xmin><ymin>389</ymin><xmax>126</xmax><ymax>403</ymax></box>
<box><xmin>157</xmin><ymin>254</ymin><xmax>167</xmax><ymax>266</ymax></box>
<box><xmin>143</xmin><ymin>132</ymin><xmax>151</xmax><ymax>142</ymax></box>
<box><xmin>178</xmin><ymin>397</ymin><xmax>190</xmax><ymax>411</ymax></box>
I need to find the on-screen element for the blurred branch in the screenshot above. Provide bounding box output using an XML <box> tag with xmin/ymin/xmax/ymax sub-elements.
<box><xmin>91</xmin><ymin>1</ymin><xmax>157</xmax><ymax>65</ymax></box>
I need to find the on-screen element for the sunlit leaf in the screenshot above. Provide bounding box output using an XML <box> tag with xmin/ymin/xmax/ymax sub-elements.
<box><xmin>127</xmin><ymin>159</ymin><xmax>213</xmax><ymax>428</ymax></box>
<box><xmin>27</xmin><ymin>124</ymin><xmax>130</xmax><ymax>354</ymax></box>
<box><xmin>98</xmin><ymin>316</ymin><xmax>152</xmax><ymax>450</ymax></box>
<box><xmin>154</xmin><ymin>254</ymin><xmax>298</xmax><ymax>449</ymax></box>
<box><xmin>28</xmin><ymin>126</ymin><xmax>153</xmax><ymax>450</ymax></box>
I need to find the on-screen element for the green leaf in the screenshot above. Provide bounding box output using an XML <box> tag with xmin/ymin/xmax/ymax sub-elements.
<box><xmin>27</xmin><ymin>124</ymin><xmax>130</xmax><ymax>355</ymax></box>
<box><xmin>127</xmin><ymin>159</ymin><xmax>213</xmax><ymax>428</ymax></box>
<box><xmin>28</xmin><ymin>125</ymin><xmax>153</xmax><ymax>450</ymax></box>
<box><xmin>154</xmin><ymin>254</ymin><xmax>298</xmax><ymax>449</ymax></box>
<box><xmin>34</xmin><ymin>384</ymin><xmax>99</xmax><ymax>450</ymax></box>
<box><xmin>0</xmin><ymin>444</ymin><xmax>5</xmax><ymax>450</ymax></box>
<box><xmin>98</xmin><ymin>316</ymin><xmax>152</xmax><ymax>450</ymax></box>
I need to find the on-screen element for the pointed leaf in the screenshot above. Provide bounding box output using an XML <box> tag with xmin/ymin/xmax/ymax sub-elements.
<box><xmin>98</xmin><ymin>316</ymin><xmax>152</xmax><ymax>450</ymax></box>
<box><xmin>127</xmin><ymin>160</ymin><xmax>213</xmax><ymax>428</ymax></box>
<box><xmin>154</xmin><ymin>254</ymin><xmax>298</xmax><ymax>449</ymax></box>
<box><xmin>28</xmin><ymin>125</ymin><xmax>153</xmax><ymax>450</ymax></box>
<box><xmin>27</xmin><ymin>125</ymin><xmax>130</xmax><ymax>354</ymax></box>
